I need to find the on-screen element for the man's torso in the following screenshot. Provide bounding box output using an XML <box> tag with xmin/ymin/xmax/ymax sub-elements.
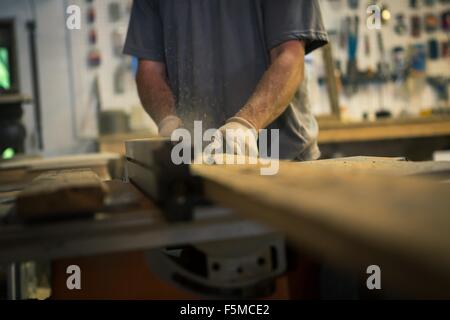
<box><xmin>153</xmin><ymin>0</ymin><xmax>320</xmax><ymax>160</ymax></box>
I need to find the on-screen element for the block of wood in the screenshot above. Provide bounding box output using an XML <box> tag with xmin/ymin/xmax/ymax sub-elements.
<box><xmin>0</xmin><ymin>153</ymin><xmax>121</xmax><ymax>185</ymax></box>
<box><xmin>16</xmin><ymin>169</ymin><xmax>108</xmax><ymax>222</ymax></box>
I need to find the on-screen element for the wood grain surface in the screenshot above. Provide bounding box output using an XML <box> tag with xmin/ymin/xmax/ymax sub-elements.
<box><xmin>16</xmin><ymin>169</ymin><xmax>108</xmax><ymax>222</ymax></box>
<box><xmin>191</xmin><ymin>160</ymin><xmax>450</xmax><ymax>298</ymax></box>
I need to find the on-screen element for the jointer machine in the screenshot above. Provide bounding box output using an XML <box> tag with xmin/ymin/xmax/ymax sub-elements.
<box><xmin>2</xmin><ymin>138</ymin><xmax>450</xmax><ymax>299</ymax></box>
<box><xmin>125</xmin><ymin>138</ymin><xmax>450</xmax><ymax>299</ymax></box>
<box><xmin>124</xmin><ymin>138</ymin><xmax>287</xmax><ymax>299</ymax></box>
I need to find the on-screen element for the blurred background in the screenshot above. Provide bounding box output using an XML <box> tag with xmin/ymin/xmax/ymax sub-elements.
<box><xmin>0</xmin><ymin>0</ymin><xmax>449</xmax><ymax>161</ymax></box>
<box><xmin>0</xmin><ymin>0</ymin><xmax>449</xmax><ymax>301</ymax></box>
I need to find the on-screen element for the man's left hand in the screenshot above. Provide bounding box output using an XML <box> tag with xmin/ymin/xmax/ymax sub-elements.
<box><xmin>216</xmin><ymin>117</ymin><xmax>259</xmax><ymax>157</ymax></box>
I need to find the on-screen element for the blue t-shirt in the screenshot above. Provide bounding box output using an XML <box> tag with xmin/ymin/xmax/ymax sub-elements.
<box><xmin>124</xmin><ymin>0</ymin><xmax>328</xmax><ymax>160</ymax></box>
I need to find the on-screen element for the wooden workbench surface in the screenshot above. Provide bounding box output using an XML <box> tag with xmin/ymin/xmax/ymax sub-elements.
<box><xmin>191</xmin><ymin>158</ymin><xmax>450</xmax><ymax>298</ymax></box>
<box><xmin>96</xmin><ymin>117</ymin><xmax>450</xmax><ymax>148</ymax></box>
<box><xmin>318</xmin><ymin>116</ymin><xmax>450</xmax><ymax>143</ymax></box>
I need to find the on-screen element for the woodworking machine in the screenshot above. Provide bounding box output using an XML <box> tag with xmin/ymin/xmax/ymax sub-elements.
<box><xmin>2</xmin><ymin>141</ymin><xmax>450</xmax><ymax>299</ymax></box>
<box><xmin>125</xmin><ymin>138</ymin><xmax>286</xmax><ymax>299</ymax></box>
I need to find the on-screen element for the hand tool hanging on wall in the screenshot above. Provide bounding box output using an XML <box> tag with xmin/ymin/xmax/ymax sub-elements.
<box><xmin>425</xmin><ymin>14</ymin><xmax>439</xmax><ymax>33</ymax></box>
<box><xmin>26</xmin><ymin>21</ymin><xmax>43</xmax><ymax>150</ymax></box>
<box><xmin>346</xmin><ymin>15</ymin><xmax>360</xmax><ymax>95</ymax></box>
<box><xmin>427</xmin><ymin>77</ymin><xmax>450</xmax><ymax>108</ymax></box>
<box><xmin>377</xmin><ymin>31</ymin><xmax>390</xmax><ymax>79</ymax></box>
<box><xmin>442</xmin><ymin>40</ymin><xmax>449</xmax><ymax>58</ymax></box>
<box><xmin>339</xmin><ymin>17</ymin><xmax>349</xmax><ymax>50</ymax></box>
<box><xmin>409</xmin><ymin>0</ymin><xmax>420</xmax><ymax>9</ymax></box>
<box><xmin>407</xmin><ymin>44</ymin><xmax>427</xmax><ymax>114</ymax></box>
<box><xmin>394</xmin><ymin>14</ymin><xmax>408</xmax><ymax>35</ymax></box>
<box><xmin>393</xmin><ymin>47</ymin><xmax>408</xmax><ymax>84</ymax></box>
<box><xmin>442</xmin><ymin>10</ymin><xmax>450</xmax><ymax>31</ymax></box>
<box><xmin>322</xmin><ymin>43</ymin><xmax>342</xmax><ymax>119</ymax></box>
<box><xmin>87</xmin><ymin>6</ymin><xmax>96</xmax><ymax>24</ymax></box>
<box><xmin>376</xmin><ymin>31</ymin><xmax>391</xmax><ymax>117</ymax></box>
<box><xmin>108</xmin><ymin>2</ymin><xmax>123</xmax><ymax>22</ymax></box>
<box><xmin>86</xmin><ymin>1</ymin><xmax>101</xmax><ymax>69</ymax></box>
<box><xmin>348</xmin><ymin>0</ymin><xmax>359</xmax><ymax>9</ymax></box>
<box><xmin>424</xmin><ymin>0</ymin><xmax>437</xmax><ymax>6</ymax></box>
<box><xmin>88</xmin><ymin>29</ymin><xmax>97</xmax><ymax>45</ymax></box>
<box><xmin>364</xmin><ymin>33</ymin><xmax>371</xmax><ymax>56</ymax></box>
<box><xmin>88</xmin><ymin>49</ymin><xmax>101</xmax><ymax>68</ymax></box>
<box><xmin>428</xmin><ymin>39</ymin><xmax>440</xmax><ymax>60</ymax></box>
<box><xmin>410</xmin><ymin>44</ymin><xmax>427</xmax><ymax>73</ymax></box>
<box><xmin>411</xmin><ymin>15</ymin><xmax>422</xmax><ymax>38</ymax></box>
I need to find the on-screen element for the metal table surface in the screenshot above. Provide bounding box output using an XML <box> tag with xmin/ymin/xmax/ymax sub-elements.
<box><xmin>0</xmin><ymin>178</ymin><xmax>273</xmax><ymax>265</ymax></box>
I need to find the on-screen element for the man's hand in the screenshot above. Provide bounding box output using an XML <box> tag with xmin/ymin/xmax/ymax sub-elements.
<box><xmin>216</xmin><ymin>117</ymin><xmax>259</xmax><ymax>157</ymax></box>
<box><xmin>158</xmin><ymin>115</ymin><xmax>183</xmax><ymax>137</ymax></box>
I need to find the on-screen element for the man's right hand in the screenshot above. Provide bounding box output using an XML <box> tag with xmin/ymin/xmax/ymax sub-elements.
<box><xmin>158</xmin><ymin>115</ymin><xmax>183</xmax><ymax>137</ymax></box>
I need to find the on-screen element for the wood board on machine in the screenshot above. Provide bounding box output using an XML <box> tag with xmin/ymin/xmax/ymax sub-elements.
<box><xmin>191</xmin><ymin>160</ymin><xmax>450</xmax><ymax>298</ymax></box>
<box><xmin>16</xmin><ymin>169</ymin><xmax>108</xmax><ymax>222</ymax></box>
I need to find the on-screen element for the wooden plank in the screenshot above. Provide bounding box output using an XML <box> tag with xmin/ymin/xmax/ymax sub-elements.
<box><xmin>0</xmin><ymin>153</ymin><xmax>120</xmax><ymax>172</ymax></box>
<box><xmin>322</xmin><ymin>44</ymin><xmax>341</xmax><ymax>119</ymax></box>
<box><xmin>191</xmin><ymin>162</ymin><xmax>450</xmax><ymax>298</ymax></box>
<box><xmin>0</xmin><ymin>168</ymin><xmax>27</xmax><ymax>185</ymax></box>
<box><xmin>125</xmin><ymin>138</ymin><xmax>169</xmax><ymax>168</ymax></box>
<box><xmin>99</xmin><ymin>132</ymin><xmax>157</xmax><ymax>155</ymax></box>
<box><xmin>99</xmin><ymin>131</ymin><xmax>156</xmax><ymax>144</ymax></box>
<box><xmin>0</xmin><ymin>153</ymin><xmax>120</xmax><ymax>185</ymax></box>
<box><xmin>16</xmin><ymin>169</ymin><xmax>108</xmax><ymax>222</ymax></box>
<box><xmin>300</xmin><ymin>156</ymin><xmax>450</xmax><ymax>177</ymax></box>
<box><xmin>0</xmin><ymin>94</ymin><xmax>32</xmax><ymax>105</ymax></box>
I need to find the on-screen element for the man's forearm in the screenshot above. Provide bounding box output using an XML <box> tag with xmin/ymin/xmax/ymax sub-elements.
<box><xmin>236</xmin><ymin>41</ymin><xmax>305</xmax><ymax>131</ymax></box>
<box><xmin>136</xmin><ymin>60</ymin><xmax>177</xmax><ymax>125</ymax></box>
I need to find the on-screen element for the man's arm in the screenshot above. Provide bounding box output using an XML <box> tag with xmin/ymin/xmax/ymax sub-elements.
<box><xmin>136</xmin><ymin>60</ymin><xmax>177</xmax><ymax>125</ymax></box>
<box><xmin>236</xmin><ymin>40</ymin><xmax>305</xmax><ymax>131</ymax></box>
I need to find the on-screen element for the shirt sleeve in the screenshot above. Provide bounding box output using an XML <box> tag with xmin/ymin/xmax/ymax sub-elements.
<box><xmin>123</xmin><ymin>0</ymin><xmax>165</xmax><ymax>61</ymax></box>
<box><xmin>262</xmin><ymin>0</ymin><xmax>328</xmax><ymax>55</ymax></box>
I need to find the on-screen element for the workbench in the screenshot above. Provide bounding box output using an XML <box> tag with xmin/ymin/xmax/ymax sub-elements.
<box><xmin>1</xmin><ymin>155</ymin><xmax>450</xmax><ymax>299</ymax></box>
<box><xmin>318</xmin><ymin>116</ymin><xmax>450</xmax><ymax>143</ymax></box>
<box><xmin>0</xmin><ymin>181</ymin><xmax>271</xmax><ymax>264</ymax></box>
<box><xmin>318</xmin><ymin>117</ymin><xmax>450</xmax><ymax>160</ymax></box>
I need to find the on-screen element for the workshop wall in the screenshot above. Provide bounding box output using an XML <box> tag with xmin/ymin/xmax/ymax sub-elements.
<box><xmin>3</xmin><ymin>0</ymin><xmax>448</xmax><ymax>156</ymax></box>
<box><xmin>66</xmin><ymin>0</ymin><xmax>156</xmax><ymax>140</ymax></box>
<box><xmin>35</xmin><ymin>0</ymin><xmax>93</xmax><ymax>156</ymax></box>
<box><xmin>314</xmin><ymin>0</ymin><xmax>450</xmax><ymax>120</ymax></box>
<box><xmin>1</xmin><ymin>1</ymin><xmax>36</xmax><ymax>153</ymax></box>
<box><xmin>1</xmin><ymin>0</ymin><xmax>94</xmax><ymax>156</ymax></box>
<box><xmin>1</xmin><ymin>0</ymin><xmax>156</xmax><ymax>156</ymax></box>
